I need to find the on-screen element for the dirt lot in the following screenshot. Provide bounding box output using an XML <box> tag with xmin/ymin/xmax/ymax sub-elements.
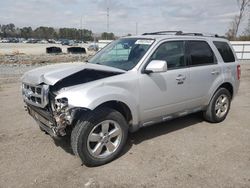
<box><xmin>0</xmin><ymin>43</ymin><xmax>94</xmax><ymax>66</ymax></box>
<box><xmin>0</xmin><ymin>62</ymin><xmax>250</xmax><ymax>188</ymax></box>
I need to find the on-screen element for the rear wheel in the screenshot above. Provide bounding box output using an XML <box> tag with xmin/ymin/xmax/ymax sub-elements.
<box><xmin>71</xmin><ymin>107</ymin><xmax>128</xmax><ymax>166</ymax></box>
<box><xmin>203</xmin><ymin>88</ymin><xmax>231</xmax><ymax>123</ymax></box>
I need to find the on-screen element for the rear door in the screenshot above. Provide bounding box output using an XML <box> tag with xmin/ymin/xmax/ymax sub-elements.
<box><xmin>186</xmin><ymin>40</ymin><xmax>221</xmax><ymax>108</ymax></box>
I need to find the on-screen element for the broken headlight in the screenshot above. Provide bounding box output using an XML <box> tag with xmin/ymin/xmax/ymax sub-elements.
<box><xmin>55</xmin><ymin>97</ymin><xmax>68</xmax><ymax>112</ymax></box>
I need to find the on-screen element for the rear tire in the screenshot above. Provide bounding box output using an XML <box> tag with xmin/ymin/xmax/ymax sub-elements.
<box><xmin>71</xmin><ymin>107</ymin><xmax>128</xmax><ymax>166</ymax></box>
<box><xmin>203</xmin><ymin>88</ymin><xmax>231</xmax><ymax>123</ymax></box>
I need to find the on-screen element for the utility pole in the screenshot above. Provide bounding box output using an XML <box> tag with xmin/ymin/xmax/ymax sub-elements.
<box><xmin>136</xmin><ymin>22</ymin><xmax>138</xmax><ymax>35</ymax></box>
<box><xmin>80</xmin><ymin>16</ymin><xmax>83</xmax><ymax>42</ymax></box>
<box><xmin>106</xmin><ymin>0</ymin><xmax>109</xmax><ymax>40</ymax></box>
<box><xmin>107</xmin><ymin>7</ymin><xmax>109</xmax><ymax>40</ymax></box>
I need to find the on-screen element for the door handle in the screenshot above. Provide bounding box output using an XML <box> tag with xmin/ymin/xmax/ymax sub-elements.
<box><xmin>176</xmin><ymin>75</ymin><xmax>186</xmax><ymax>81</ymax></box>
<box><xmin>211</xmin><ymin>70</ymin><xmax>220</xmax><ymax>75</ymax></box>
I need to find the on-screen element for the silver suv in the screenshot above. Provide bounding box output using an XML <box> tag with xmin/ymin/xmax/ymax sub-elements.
<box><xmin>21</xmin><ymin>31</ymin><xmax>241</xmax><ymax>166</ymax></box>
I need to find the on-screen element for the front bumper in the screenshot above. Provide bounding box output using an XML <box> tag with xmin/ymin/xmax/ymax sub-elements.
<box><xmin>25</xmin><ymin>102</ymin><xmax>83</xmax><ymax>137</ymax></box>
<box><xmin>26</xmin><ymin>104</ymin><xmax>58</xmax><ymax>137</ymax></box>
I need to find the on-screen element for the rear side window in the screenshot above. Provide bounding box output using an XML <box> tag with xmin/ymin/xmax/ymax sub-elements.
<box><xmin>187</xmin><ymin>41</ymin><xmax>215</xmax><ymax>66</ymax></box>
<box><xmin>213</xmin><ymin>41</ymin><xmax>235</xmax><ymax>63</ymax></box>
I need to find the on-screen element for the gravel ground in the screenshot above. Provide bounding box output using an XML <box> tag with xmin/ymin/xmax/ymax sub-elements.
<box><xmin>0</xmin><ymin>62</ymin><xmax>250</xmax><ymax>188</ymax></box>
<box><xmin>0</xmin><ymin>54</ymin><xmax>90</xmax><ymax>64</ymax></box>
<box><xmin>0</xmin><ymin>54</ymin><xmax>94</xmax><ymax>84</ymax></box>
<box><xmin>0</xmin><ymin>63</ymin><xmax>53</xmax><ymax>85</ymax></box>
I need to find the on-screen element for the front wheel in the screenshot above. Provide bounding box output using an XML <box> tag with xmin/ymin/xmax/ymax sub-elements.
<box><xmin>71</xmin><ymin>107</ymin><xmax>128</xmax><ymax>166</ymax></box>
<box><xmin>203</xmin><ymin>88</ymin><xmax>231</xmax><ymax>123</ymax></box>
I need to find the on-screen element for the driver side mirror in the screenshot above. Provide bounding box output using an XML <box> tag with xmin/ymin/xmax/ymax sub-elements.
<box><xmin>144</xmin><ymin>60</ymin><xmax>168</xmax><ymax>74</ymax></box>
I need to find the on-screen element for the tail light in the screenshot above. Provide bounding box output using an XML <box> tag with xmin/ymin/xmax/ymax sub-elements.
<box><xmin>237</xmin><ymin>65</ymin><xmax>241</xmax><ymax>80</ymax></box>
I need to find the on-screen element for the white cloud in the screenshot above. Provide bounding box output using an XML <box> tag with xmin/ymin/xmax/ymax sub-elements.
<box><xmin>64</xmin><ymin>10</ymin><xmax>73</xmax><ymax>16</ymax></box>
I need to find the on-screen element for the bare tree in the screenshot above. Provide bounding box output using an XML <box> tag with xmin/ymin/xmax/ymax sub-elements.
<box><xmin>235</xmin><ymin>0</ymin><xmax>250</xmax><ymax>35</ymax></box>
<box><xmin>226</xmin><ymin>0</ymin><xmax>250</xmax><ymax>39</ymax></box>
<box><xmin>244</xmin><ymin>17</ymin><xmax>250</xmax><ymax>35</ymax></box>
<box><xmin>226</xmin><ymin>17</ymin><xmax>239</xmax><ymax>40</ymax></box>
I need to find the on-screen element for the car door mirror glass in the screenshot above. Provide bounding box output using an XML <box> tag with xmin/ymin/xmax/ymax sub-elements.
<box><xmin>145</xmin><ymin>60</ymin><xmax>168</xmax><ymax>73</ymax></box>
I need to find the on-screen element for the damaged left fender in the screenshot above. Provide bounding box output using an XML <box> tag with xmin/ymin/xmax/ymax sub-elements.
<box><xmin>55</xmin><ymin>85</ymin><xmax>139</xmax><ymax>125</ymax></box>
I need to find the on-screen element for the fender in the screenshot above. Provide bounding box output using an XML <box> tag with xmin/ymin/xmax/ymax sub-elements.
<box><xmin>56</xmin><ymin>85</ymin><xmax>139</xmax><ymax>125</ymax></box>
<box><xmin>206</xmin><ymin>75</ymin><xmax>234</xmax><ymax>106</ymax></box>
<box><xmin>206</xmin><ymin>73</ymin><xmax>224</xmax><ymax>105</ymax></box>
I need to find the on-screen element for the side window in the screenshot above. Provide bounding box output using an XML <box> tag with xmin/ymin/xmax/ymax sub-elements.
<box><xmin>187</xmin><ymin>41</ymin><xmax>216</xmax><ymax>66</ymax></box>
<box><xmin>150</xmin><ymin>41</ymin><xmax>186</xmax><ymax>69</ymax></box>
<box><xmin>213</xmin><ymin>41</ymin><xmax>235</xmax><ymax>63</ymax></box>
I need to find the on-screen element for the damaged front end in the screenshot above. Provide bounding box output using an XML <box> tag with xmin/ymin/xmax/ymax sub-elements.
<box><xmin>25</xmin><ymin>93</ymin><xmax>85</xmax><ymax>137</ymax></box>
<box><xmin>22</xmin><ymin>65</ymin><xmax>124</xmax><ymax>137</ymax></box>
<box><xmin>52</xmin><ymin>97</ymin><xmax>82</xmax><ymax>136</ymax></box>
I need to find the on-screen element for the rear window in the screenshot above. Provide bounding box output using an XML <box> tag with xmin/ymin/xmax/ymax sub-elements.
<box><xmin>213</xmin><ymin>41</ymin><xmax>235</xmax><ymax>63</ymax></box>
<box><xmin>187</xmin><ymin>41</ymin><xmax>215</xmax><ymax>66</ymax></box>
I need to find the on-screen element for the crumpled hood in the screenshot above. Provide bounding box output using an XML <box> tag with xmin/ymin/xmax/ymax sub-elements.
<box><xmin>21</xmin><ymin>62</ymin><xmax>125</xmax><ymax>85</ymax></box>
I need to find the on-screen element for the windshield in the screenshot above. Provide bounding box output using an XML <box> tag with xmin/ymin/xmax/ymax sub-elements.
<box><xmin>88</xmin><ymin>38</ymin><xmax>154</xmax><ymax>71</ymax></box>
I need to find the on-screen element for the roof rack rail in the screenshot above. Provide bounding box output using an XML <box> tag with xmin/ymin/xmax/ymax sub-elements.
<box><xmin>142</xmin><ymin>31</ymin><xmax>222</xmax><ymax>38</ymax></box>
<box><xmin>180</xmin><ymin>32</ymin><xmax>203</xmax><ymax>36</ymax></box>
<box><xmin>179</xmin><ymin>32</ymin><xmax>220</xmax><ymax>37</ymax></box>
<box><xmin>142</xmin><ymin>31</ymin><xmax>183</xmax><ymax>35</ymax></box>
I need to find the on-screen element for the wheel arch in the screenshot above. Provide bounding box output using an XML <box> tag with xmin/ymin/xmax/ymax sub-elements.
<box><xmin>208</xmin><ymin>82</ymin><xmax>234</xmax><ymax>106</ymax></box>
<box><xmin>203</xmin><ymin>83</ymin><xmax>233</xmax><ymax>123</ymax></box>
<box><xmin>94</xmin><ymin>100</ymin><xmax>133</xmax><ymax>125</ymax></box>
<box><xmin>219</xmin><ymin>82</ymin><xmax>233</xmax><ymax>98</ymax></box>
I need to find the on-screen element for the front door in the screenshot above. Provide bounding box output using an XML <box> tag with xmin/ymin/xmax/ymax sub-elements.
<box><xmin>139</xmin><ymin>40</ymin><xmax>190</xmax><ymax>122</ymax></box>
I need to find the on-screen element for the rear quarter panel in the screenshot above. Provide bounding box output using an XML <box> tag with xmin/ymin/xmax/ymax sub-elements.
<box><xmin>208</xmin><ymin>39</ymin><xmax>240</xmax><ymax>101</ymax></box>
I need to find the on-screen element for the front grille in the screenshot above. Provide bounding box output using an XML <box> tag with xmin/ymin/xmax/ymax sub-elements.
<box><xmin>22</xmin><ymin>83</ymin><xmax>49</xmax><ymax>108</ymax></box>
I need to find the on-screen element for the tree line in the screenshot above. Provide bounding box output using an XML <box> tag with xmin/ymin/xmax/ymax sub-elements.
<box><xmin>0</xmin><ymin>23</ymin><xmax>116</xmax><ymax>41</ymax></box>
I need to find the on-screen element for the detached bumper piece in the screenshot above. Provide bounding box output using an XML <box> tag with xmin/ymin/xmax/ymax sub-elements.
<box><xmin>26</xmin><ymin>105</ymin><xmax>58</xmax><ymax>137</ymax></box>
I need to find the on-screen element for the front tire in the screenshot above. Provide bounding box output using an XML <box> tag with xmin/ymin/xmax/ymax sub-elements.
<box><xmin>71</xmin><ymin>107</ymin><xmax>128</xmax><ymax>166</ymax></box>
<box><xmin>203</xmin><ymin>88</ymin><xmax>231</xmax><ymax>123</ymax></box>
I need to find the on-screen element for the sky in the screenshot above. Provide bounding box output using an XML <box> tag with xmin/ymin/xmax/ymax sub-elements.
<box><xmin>0</xmin><ymin>0</ymin><xmax>249</xmax><ymax>36</ymax></box>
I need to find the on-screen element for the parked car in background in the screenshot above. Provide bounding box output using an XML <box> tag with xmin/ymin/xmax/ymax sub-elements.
<box><xmin>7</xmin><ymin>38</ymin><xmax>19</xmax><ymax>43</ymax></box>
<box><xmin>48</xmin><ymin>39</ymin><xmax>56</xmax><ymax>44</ymax></box>
<box><xmin>26</xmin><ymin>38</ymin><xmax>39</xmax><ymax>43</ymax></box>
<box><xmin>0</xmin><ymin>38</ymin><xmax>9</xmax><ymax>43</ymax></box>
<box><xmin>39</xmin><ymin>39</ymin><xmax>49</xmax><ymax>44</ymax></box>
<box><xmin>61</xmin><ymin>39</ymin><xmax>75</xmax><ymax>46</ymax></box>
<box><xmin>88</xmin><ymin>44</ymin><xmax>99</xmax><ymax>51</ymax></box>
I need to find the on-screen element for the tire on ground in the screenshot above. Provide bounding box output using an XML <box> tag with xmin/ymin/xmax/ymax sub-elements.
<box><xmin>71</xmin><ymin>107</ymin><xmax>128</xmax><ymax>166</ymax></box>
<box><xmin>203</xmin><ymin>88</ymin><xmax>231</xmax><ymax>123</ymax></box>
